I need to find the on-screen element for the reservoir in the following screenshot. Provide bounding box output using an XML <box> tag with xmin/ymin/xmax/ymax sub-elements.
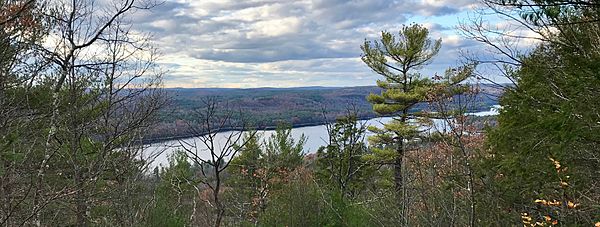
<box><xmin>144</xmin><ymin>106</ymin><xmax>500</xmax><ymax>168</ymax></box>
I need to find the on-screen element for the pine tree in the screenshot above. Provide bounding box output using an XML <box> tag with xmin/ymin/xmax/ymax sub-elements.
<box><xmin>230</xmin><ymin>131</ymin><xmax>262</xmax><ymax>189</ymax></box>
<box><xmin>360</xmin><ymin>24</ymin><xmax>472</xmax><ymax>194</ymax></box>
<box><xmin>264</xmin><ymin>124</ymin><xmax>306</xmax><ymax>171</ymax></box>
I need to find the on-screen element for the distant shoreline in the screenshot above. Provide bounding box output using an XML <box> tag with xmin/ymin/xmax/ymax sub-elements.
<box><xmin>142</xmin><ymin>111</ymin><xmax>498</xmax><ymax>145</ymax></box>
<box><xmin>141</xmin><ymin>115</ymin><xmax>379</xmax><ymax>145</ymax></box>
<box><xmin>149</xmin><ymin>85</ymin><xmax>503</xmax><ymax>145</ymax></box>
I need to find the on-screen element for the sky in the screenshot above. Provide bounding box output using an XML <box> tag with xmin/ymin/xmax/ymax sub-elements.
<box><xmin>130</xmin><ymin>0</ymin><xmax>506</xmax><ymax>88</ymax></box>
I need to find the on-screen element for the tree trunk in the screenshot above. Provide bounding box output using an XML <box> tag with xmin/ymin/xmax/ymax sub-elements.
<box><xmin>213</xmin><ymin>167</ymin><xmax>223</xmax><ymax>227</ymax></box>
<box><xmin>397</xmin><ymin>111</ymin><xmax>408</xmax><ymax>225</ymax></box>
<box><xmin>394</xmin><ymin>146</ymin><xmax>403</xmax><ymax>193</ymax></box>
<box><xmin>395</xmin><ymin>138</ymin><xmax>407</xmax><ymax>226</ymax></box>
<box><xmin>75</xmin><ymin>170</ymin><xmax>87</xmax><ymax>227</ymax></box>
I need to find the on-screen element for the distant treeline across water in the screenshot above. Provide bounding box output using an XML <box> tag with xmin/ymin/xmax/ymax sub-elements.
<box><xmin>145</xmin><ymin>106</ymin><xmax>500</xmax><ymax>168</ymax></box>
<box><xmin>145</xmin><ymin>85</ymin><xmax>504</xmax><ymax>142</ymax></box>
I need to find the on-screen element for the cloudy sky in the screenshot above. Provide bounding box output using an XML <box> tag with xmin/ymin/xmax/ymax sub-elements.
<box><xmin>132</xmin><ymin>0</ymin><xmax>494</xmax><ymax>88</ymax></box>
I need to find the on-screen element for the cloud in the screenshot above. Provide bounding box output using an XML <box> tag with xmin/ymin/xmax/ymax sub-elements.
<box><xmin>129</xmin><ymin>0</ymin><xmax>486</xmax><ymax>87</ymax></box>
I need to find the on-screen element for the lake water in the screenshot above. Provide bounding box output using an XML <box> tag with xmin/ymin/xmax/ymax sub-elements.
<box><xmin>143</xmin><ymin>106</ymin><xmax>500</xmax><ymax>168</ymax></box>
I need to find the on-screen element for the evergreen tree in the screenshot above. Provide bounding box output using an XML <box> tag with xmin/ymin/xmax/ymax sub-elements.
<box><xmin>229</xmin><ymin>132</ymin><xmax>262</xmax><ymax>191</ymax></box>
<box><xmin>316</xmin><ymin>114</ymin><xmax>373</xmax><ymax>200</ymax></box>
<box><xmin>147</xmin><ymin>151</ymin><xmax>195</xmax><ymax>227</ymax></box>
<box><xmin>360</xmin><ymin>24</ymin><xmax>472</xmax><ymax>194</ymax></box>
<box><xmin>263</xmin><ymin>124</ymin><xmax>306</xmax><ymax>172</ymax></box>
<box><xmin>464</xmin><ymin>1</ymin><xmax>600</xmax><ymax>225</ymax></box>
<box><xmin>482</xmin><ymin>27</ymin><xmax>600</xmax><ymax>227</ymax></box>
<box><xmin>227</xmin><ymin>132</ymin><xmax>264</xmax><ymax>223</ymax></box>
<box><xmin>225</xmin><ymin>125</ymin><xmax>307</xmax><ymax>225</ymax></box>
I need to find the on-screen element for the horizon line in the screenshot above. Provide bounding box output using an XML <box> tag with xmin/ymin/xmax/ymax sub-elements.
<box><xmin>162</xmin><ymin>83</ymin><xmax>510</xmax><ymax>89</ymax></box>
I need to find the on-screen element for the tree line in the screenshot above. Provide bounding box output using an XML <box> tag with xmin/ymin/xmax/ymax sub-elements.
<box><xmin>1</xmin><ymin>0</ymin><xmax>599</xmax><ymax>226</ymax></box>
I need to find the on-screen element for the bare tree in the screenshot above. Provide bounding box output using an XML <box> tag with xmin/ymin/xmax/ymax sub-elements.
<box><xmin>1</xmin><ymin>1</ymin><xmax>53</xmax><ymax>226</ymax></box>
<box><xmin>427</xmin><ymin>80</ymin><xmax>482</xmax><ymax>227</ymax></box>
<box><xmin>459</xmin><ymin>0</ymin><xmax>600</xmax><ymax>91</ymax></box>
<box><xmin>179</xmin><ymin>98</ymin><xmax>255</xmax><ymax>227</ymax></box>
<box><xmin>1</xmin><ymin>0</ymin><xmax>166</xmax><ymax>226</ymax></box>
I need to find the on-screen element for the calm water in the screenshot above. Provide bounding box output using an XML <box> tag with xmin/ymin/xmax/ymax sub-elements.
<box><xmin>144</xmin><ymin>106</ymin><xmax>499</xmax><ymax>168</ymax></box>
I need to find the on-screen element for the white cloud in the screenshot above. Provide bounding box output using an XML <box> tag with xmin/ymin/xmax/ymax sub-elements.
<box><xmin>247</xmin><ymin>17</ymin><xmax>302</xmax><ymax>38</ymax></box>
<box><xmin>129</xmin><ymin>0</ymin><xmax>489</xmax><ymax>87</ymax></box>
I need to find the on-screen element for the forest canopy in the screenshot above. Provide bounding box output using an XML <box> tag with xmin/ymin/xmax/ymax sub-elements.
<box><xmin>0</xmin><ymin>0</ymin><xmax>598</xmax><ymax>226</ymax></box>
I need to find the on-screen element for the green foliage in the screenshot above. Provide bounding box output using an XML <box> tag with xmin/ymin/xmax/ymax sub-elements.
<box><xmin>363</xmin><ymin>147</ymin><xmax>396</xmax><ymax>163</ymax></box>
<box><xmin>258</xmin><ymin>173</ymin><xmax>327</xmax><ymax>227</ymax></box>
<box><xmin>481</xmin><ymin>45</ymin><xmax>600</xmax><ymax>224</ymax></box>
<box><xmin>316</xmin><ymin>115</ymin><xmax>374</xmax><ymax>199</ymax></box>
<box><xmin>147</xmin><ymin>151</ymin><xmax>195</xmax><ymax>227</ymax></box>
<box><xmin>263</xmin><ymin>124</ymin><xmax>306</xmax><ymax>170</ymax></box>
<box><xmin>361</xmin><ymin>23</ymin><xmax>472</xmax><ymax>193</ymax></box>
<box><xmin>361</xmin><ymin>24</ymin><xmax>472</xmax><ymax>150</ymax></box>
<box><xmin>228</xmin><ymin>125</ymin><xmax>306</xmax><ymax>182</ymax></box>
<box><xmin>10</xmin><ymin>0</ymin><xmax>600</xmax><ymax>225</ymax></box>
<box><xmin>226</xmin><ymin>132</ymin><xmax>264</xmax><ymax>223</ymax></box>
<box><xmin>225</xmin><ymin>125</ymin><xmax>308</xmax><ymax>225</ymax></box>
<box><xmin>259</xmin><ymin>169</ymin><xmax>375</xmax><ymax>227</ymax></box>
<box><xmin>479</xmin><ymin>5</ymin><xmax>600</xmax><ymax>223</ymax></box>
<box><xmin>229</xmin><ymin>132</ymin><xmax>262</xmax><ymax>189</ymax></box>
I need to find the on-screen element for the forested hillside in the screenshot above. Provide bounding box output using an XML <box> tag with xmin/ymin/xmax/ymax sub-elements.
<box><xmin>1</xmin><ymin>0</ymin><xmax>598</xmax><ymax>226</ymax></box>
<box><xmin>147</xmin><ymin>85</ymin><xmax>501</xmax><ymax>141</ymax></box>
